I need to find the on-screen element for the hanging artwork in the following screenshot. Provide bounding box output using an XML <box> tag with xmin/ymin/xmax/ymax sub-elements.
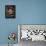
<box><xmin>5</xmin><ymin>5</ymin><xmax>16</xmax><ymax>18</ymax></box>
<box><xmin>8</xmin><ymin>32</ymin><xmax>16</xmax><ymax>46</ymax></box>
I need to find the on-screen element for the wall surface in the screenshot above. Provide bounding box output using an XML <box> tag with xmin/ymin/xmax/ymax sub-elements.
<box><xmin>16</xmin><ymin>0</ymin><xmax>46</xmax><ymax>24</ymax></box>
<box><xmin>0</xmin><ymin>0</ymin><xmax>46</xmax><ymax>45</ymax></box>
<box><xmin>0</xmin><ymin>0</ymin><xmax>18</xmax><ymax>44</ymax></box>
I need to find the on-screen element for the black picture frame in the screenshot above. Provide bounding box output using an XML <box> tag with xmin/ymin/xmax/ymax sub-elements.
<box><xmin>5</xmin><ymin>5</ymin><xmax>16</xmax><ymax>18</ymax></box>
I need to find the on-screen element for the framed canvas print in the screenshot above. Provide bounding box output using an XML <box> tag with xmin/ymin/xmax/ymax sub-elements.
<box><xmin>5</xmin><ymin>5</ymin><xmax>16</xmax><ymax>18</ymax></box>
<box><xmin>18</xmin><ymin>24</ymin><xmax>46</xmax><ymax>41</ymax></box>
